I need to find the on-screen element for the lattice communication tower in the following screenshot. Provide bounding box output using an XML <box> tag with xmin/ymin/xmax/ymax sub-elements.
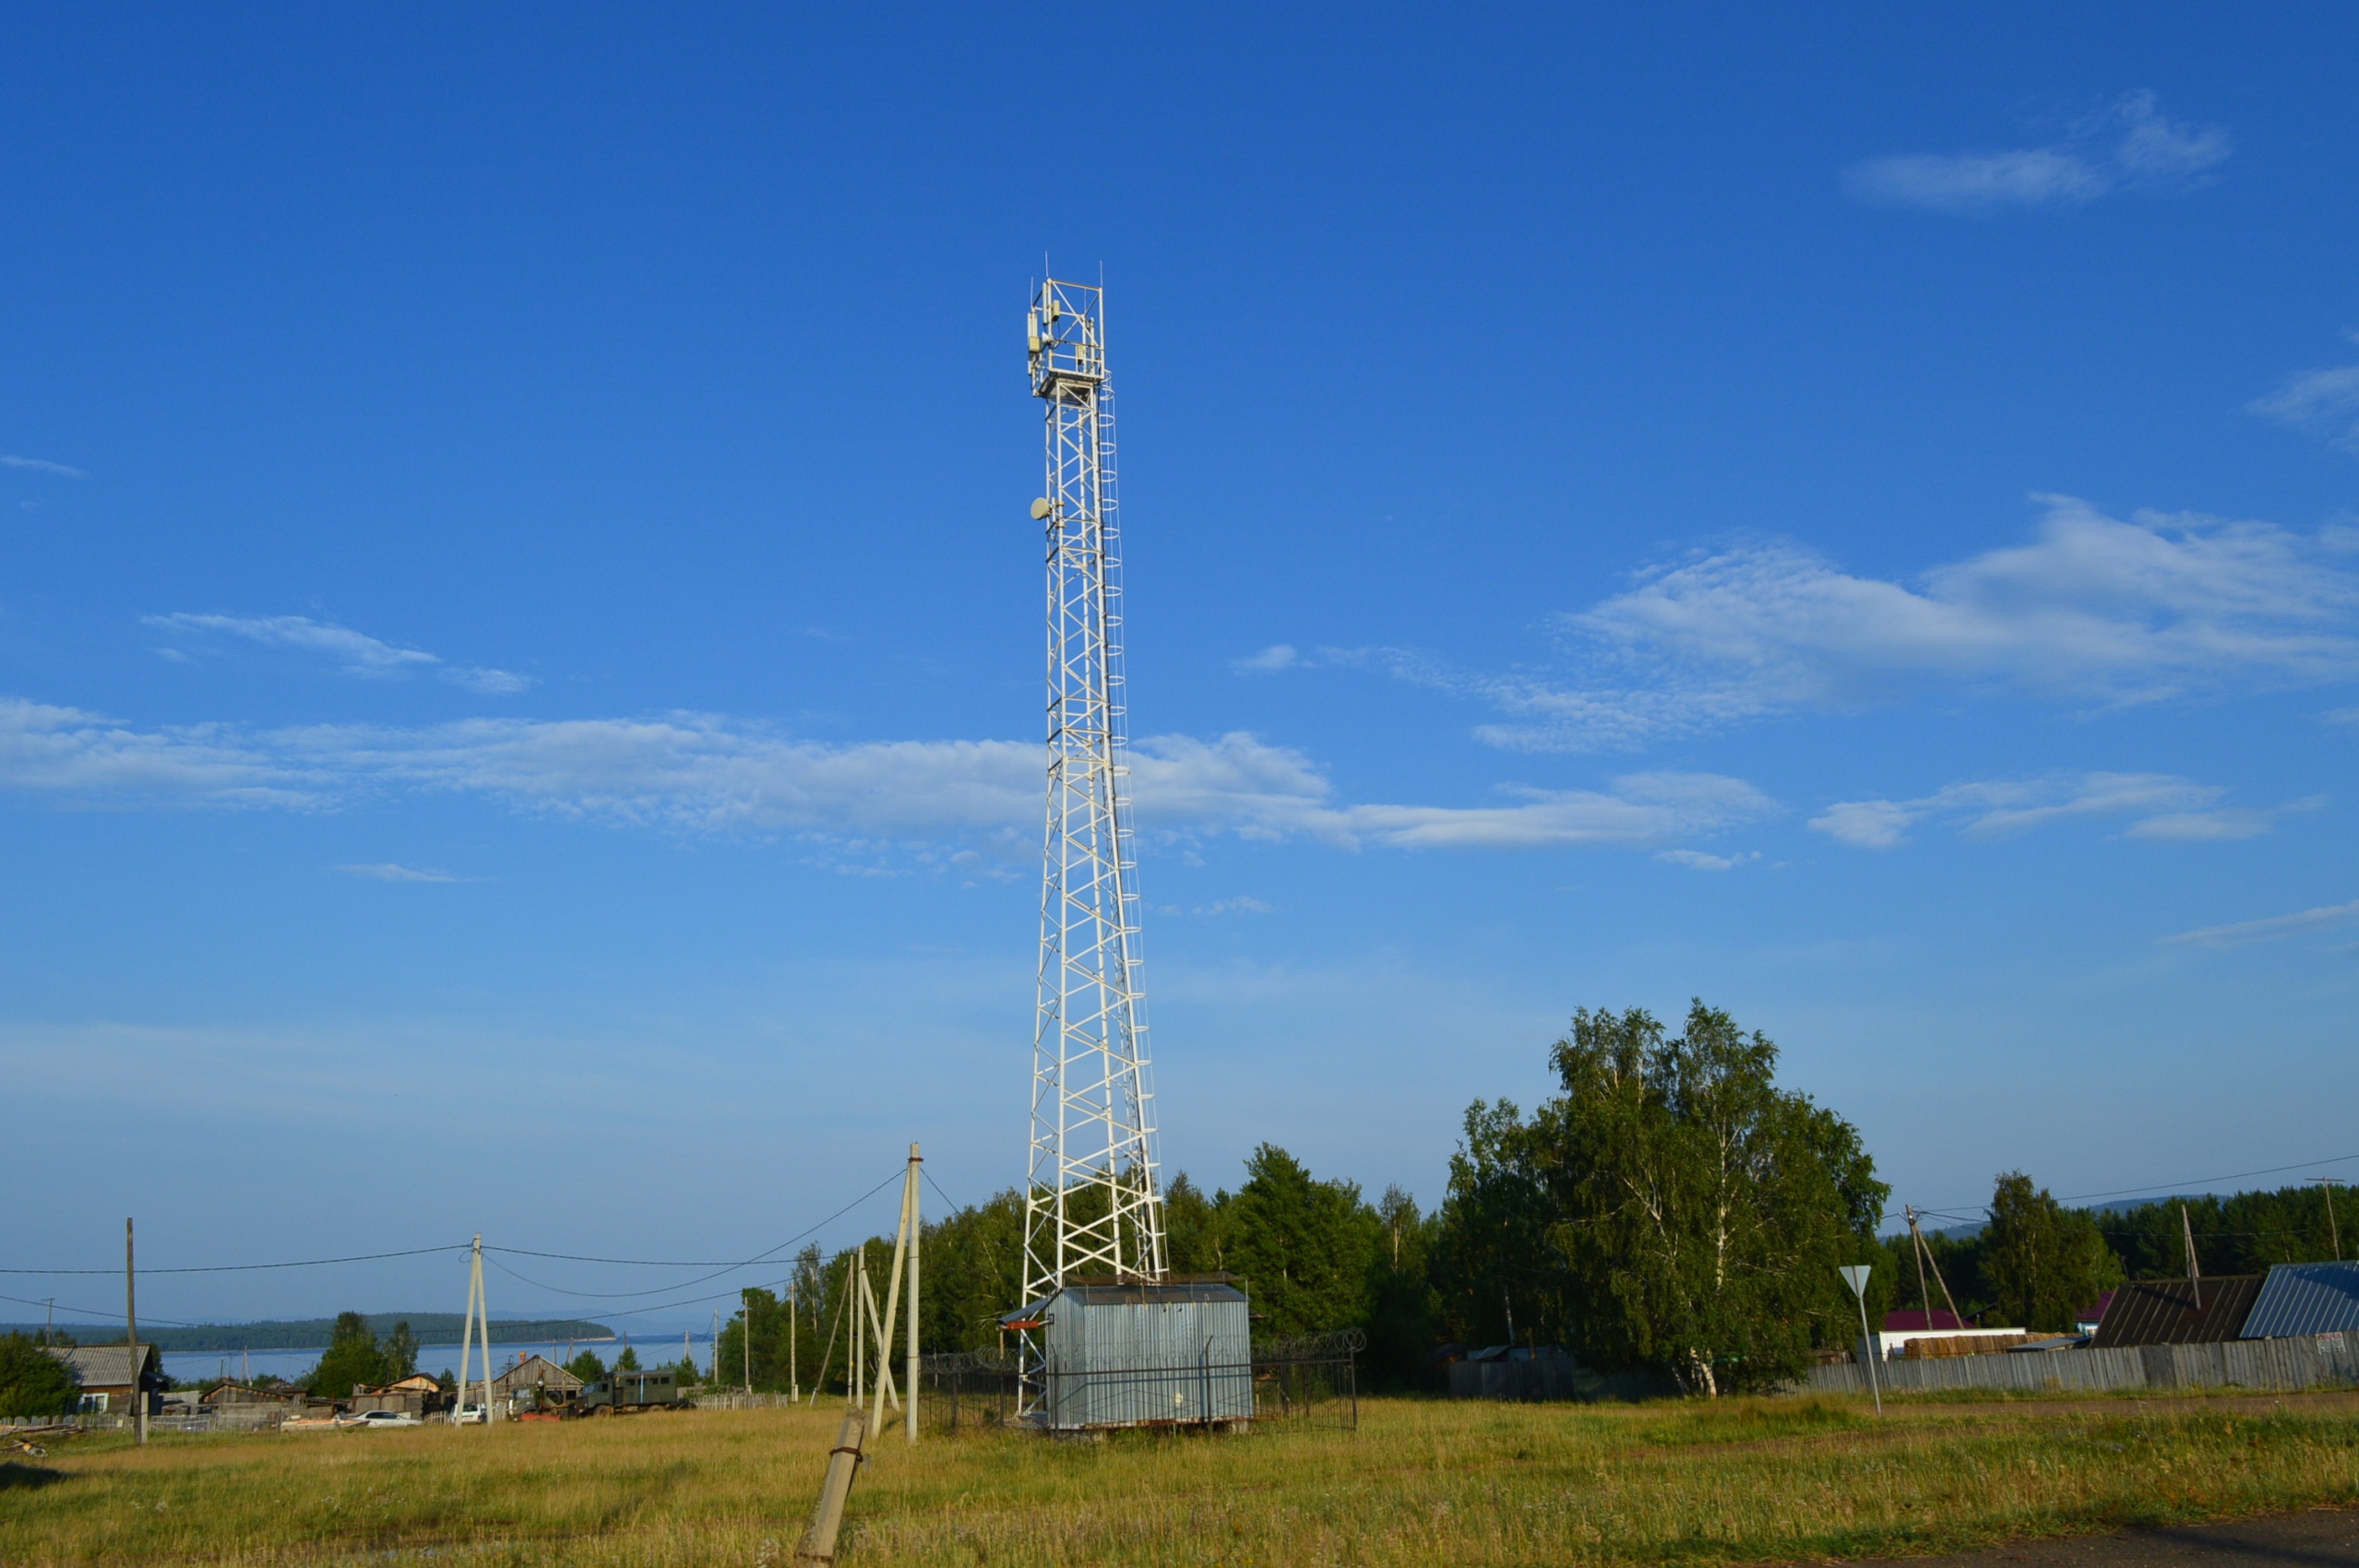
<box><xmin>1020</xmin><ymin>278</ymin><xmax>1167</xmax><ymax>1321</ymax></box>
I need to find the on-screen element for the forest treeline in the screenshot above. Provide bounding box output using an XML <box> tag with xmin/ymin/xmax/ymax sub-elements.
<box><xmin>719</xmin><ymin>1000</ymin><xmax>2351</xmax><ymax>1398</ymax></box>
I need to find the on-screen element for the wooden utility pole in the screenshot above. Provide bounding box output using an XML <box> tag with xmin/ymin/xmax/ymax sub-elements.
<box><xmin>741</xmin><ymin>1289</ymin><xmax>752</xmax><ymax>1394</ymax></box>
<box><xmin>794</xmin><ymin>1405</ymin><xmax>867</xmax><ymax>1563</ymax></box>
<box><xmin>1907</xmin><ymin>1210</ymin><xmax>1964</xmax><ymax>1326</ymax></box>
<box><xmin>2181</xmin><ymin>1204</ymin><xmax>2203</xmax><ymax>1313</ymax></box>
<box><xmin>2309</xmin><ymin>1177</ymin><xmax>2344</xmax><ymax>1263</ymax></box>
<box><xmin>906</xmin><ymin>1143</ymin><xmax>921</xmax><ymax>1445</ymax></box>
<box><xmin>125</xmin><ymin>1218</ymin><xmax>147</xmax><ymax>1444</ymax></box>
<box><xmin>1905</xmin><ymin>1206</ymin><xmax>1931</xmax><ymax>1317</ymax></box>
<box><xmin>790</xmin><ymin>1283</ymin><xmax>799</xmax><ymax>1402</ymax></box>
<box><xmin>868</xmin><ymin>1151</ymin><xmax>915</xmax><ymax>1438</ymax></box>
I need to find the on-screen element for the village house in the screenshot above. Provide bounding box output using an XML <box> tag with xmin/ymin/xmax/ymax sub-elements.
<box><xmin>44</xmin><ymin>1344</ymin><xmax>166</xmax><ymax>1416</ymax></box>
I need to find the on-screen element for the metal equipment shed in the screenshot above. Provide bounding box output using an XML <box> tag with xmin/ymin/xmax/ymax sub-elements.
<box><xmin>1005</xmin><ymin>1277</ymin><xmax>1252</xmax><ymax>1431</ymax></box>
<box><xmin>2243</xmin><ymin>1262</ymin><xmax>2359</xmax><ymax>1338</ymax></box>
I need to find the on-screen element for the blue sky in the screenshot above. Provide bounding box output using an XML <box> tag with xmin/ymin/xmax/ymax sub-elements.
<box><xmin>7</xmin><ymin>6</ymin><xmax>2359</xmax><ymax>1331</ymax></box>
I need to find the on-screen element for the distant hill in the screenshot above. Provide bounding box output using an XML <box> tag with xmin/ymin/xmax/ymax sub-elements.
<box><xmin>2</xmin><ymin>1314</ymin><xmax>614</xmax><ymax>1353</ymax></box>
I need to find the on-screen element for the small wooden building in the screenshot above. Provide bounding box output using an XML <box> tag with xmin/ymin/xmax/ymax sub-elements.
<box><xmin>46</xmin><ymin>1344</ymin><xmax>166</xmax><ymax>1416</ymax></box>
<box><xmin>491</xmin><ymin>1354</ymin><xmax>583</xmax><ymax>1410</ymax></box>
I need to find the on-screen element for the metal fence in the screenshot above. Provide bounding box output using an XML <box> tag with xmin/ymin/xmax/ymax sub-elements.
<box><xmin>1805</xmin><ymin>1335</ymin><xmax>2359</xmax><ymax>1397</ymax></box>
<box><xmin>915</xmin><ymin>1330</ymin><xmax>1362</xmax><ymax>1433</ymax></box>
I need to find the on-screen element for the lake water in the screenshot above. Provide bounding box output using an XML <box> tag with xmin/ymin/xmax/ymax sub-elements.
<box><xmin>161</xmin><ymin>1335</ymin><xmax>714</xmax><ymax>1388</ymax></box>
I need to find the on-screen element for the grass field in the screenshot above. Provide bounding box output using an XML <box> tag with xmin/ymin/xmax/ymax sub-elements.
<box><xmin>4</xmin><ymin>1392</ymin><xmax>2356</xmax><ymax>1566</ymax></box>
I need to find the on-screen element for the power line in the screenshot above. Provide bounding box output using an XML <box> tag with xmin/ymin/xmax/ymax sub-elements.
<box><xmin>0</xmin><ymin>1288</ymin><xmax>197</xmax><ymax>1329</ymax></box>
<box><xmin>1882</xmin><ymin>1150</ymin><xmax>2359</xmax><ymax>1227</ymax></box>
<box><xmin>482</xmin><ymin>1167</ymin><xmax>906</xmax><ymax>1299</ymax></box>
<box><xmin>0</xmin><ymin>1243</ymin><xmax>469</xmax><ymax>1277</ymax></box>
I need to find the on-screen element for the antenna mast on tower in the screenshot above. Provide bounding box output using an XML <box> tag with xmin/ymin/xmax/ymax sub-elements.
<box><xmin>1021</xmin><ymin>277</ymin><xmax>1167</xmax><ymax>1322</ymax></box>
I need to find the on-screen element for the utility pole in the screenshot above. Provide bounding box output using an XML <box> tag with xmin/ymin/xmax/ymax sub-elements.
<box><xmin>852</xmin><ymin>1243</ymin><xmax>864</xmax><ymax>1410</ymax></box>
<box><xmin>457</xmin><ymin>1235</ymin><xmax>494</xmax><ymax>1423</ymax></box>
<box><xmin>2309</xmin><ymin>1177</ymin><xmax>2344</xmax><ymax>1263</ymax></box>
<box><xmin>906</xmin><ymin>1143</ymin><xmax>922</xmax><ymax>1445</ymax></box>
<box><xmin>125</xmin><ymin>1218</ymin><xmax>147</xmax><ymax>1444</ymax></box>
<box><xmin>2181</xmin><ymin>1204</ymin><xmax>2203</xmax><ymax>1313</ymax></box>
<box><xmin>741</xmin><ymin>1289</ymin><xmax>752</xmax><ymax>1394</ymax></box>
<box><xmin>1905</xmin><ymin>1206</ymin><xmax>1931</xmax><ymax>1318</ymax></box>
<box><xmin>789</xmin><ymin>1283</ymin><xmax>799</xmax><ymax>1402</ymax></box>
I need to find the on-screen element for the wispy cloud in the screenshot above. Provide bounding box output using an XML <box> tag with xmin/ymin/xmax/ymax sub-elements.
<box><xmin>0</xmin><ymin>698</ymin><xmax>322</xmax><ymax>807</ymax></box>
<box><xmin>333</xmin><ymin>863</ymin><xmax>456</xmax><ymax>883</ymax></box>
<box><xmin>1404</xmin><ymin>496</ymin><xmax>2359</xmax><ymax>752</ymax></box>
<box><xmin>2160</xmin><ymin>898</ymin><xmax>2359</xmax><ymax>949</ymax></box>
<box><xmin>1846</xmin><ymin>92</ymin><xmax>2230</xmax><ymax>214</ymax></box>
<box><xmin>1807</xmin><ymin>771</ymin><xmax>2303</xmax><ymax>850</ymax></box>
<box><xmin>1233</xmin><ymin>644</ymin><xmax>1300</xmax><ymax>673</ymax></box>
<box><xmin>0</xmin><ymin>454</ymin><xmax>85</xmax><ymax>478</ymax></box>
<box><xmin>1656</xmin><ymin>849</ymin><xmax>1758</xmax><ymax>872</ymax></box>
<box><xmin>0</xmin><ymin>700</ymin><xmax>1770</xmax><ymax>858</ymax></box>
<box><xmin>2251</xmin><ymin>335</ymin><xmax>2359</xmax><ymax>455</ymax></box>
<box><xmin>145</xmin><ymin>612</ymin><xmax>535</xmax><ymax>695</ymax></box>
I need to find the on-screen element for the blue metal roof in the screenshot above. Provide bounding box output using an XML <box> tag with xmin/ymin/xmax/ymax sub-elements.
<box><xmin>2242</xmin><ymin>1262</ymin><xmax>2359</xmax><ymax>1338</ymax></box>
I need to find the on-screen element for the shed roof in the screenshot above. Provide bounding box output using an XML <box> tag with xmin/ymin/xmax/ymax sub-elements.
<box><xmin>2242</xmin><ymin>1262</ymin><xmax>2359</xmax><ymax>1338</ymax></box>
<box><xmin>1001</xmin><ymin>1277</ymin><xmax>1247</xmax><ymax>1325</ymax></box>
<box><xmin>2088</xmin><ymin>1275</ymin><xmax>2264</xmax><ymax>1347</ymax></box>
<box><xmin>45</xmin><ymin>1344</ymin><xmax>162</xmax><ymax>1389</ymax></box>
<box><xmin>491</xmin><ymin>1354</ymin><xmax>583</xmax><ymax>1393</ymax></box>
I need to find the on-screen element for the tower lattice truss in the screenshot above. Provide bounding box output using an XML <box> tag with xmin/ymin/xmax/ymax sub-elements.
<box><xmin>1022</xmin><ymin>278</ymin><xmax>1166</xmax><ymax>1302</ymax></box>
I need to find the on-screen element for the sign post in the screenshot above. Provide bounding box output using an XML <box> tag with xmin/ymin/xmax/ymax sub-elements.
<box><xmin>1839</xmin><ymin>1264</ymin><xmax>1882</xmax><ymax>1416</ymax></box>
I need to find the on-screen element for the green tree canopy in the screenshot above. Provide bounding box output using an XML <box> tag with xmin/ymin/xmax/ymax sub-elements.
<box><xmin>565</xmin><ymin>1349</ymin><xmax>606</xmax><ymax>1384</ymax></box>
<box><xmin>383</xmin><ymin>1321</ymin><xmax>419</xmax><ymax>1381</ymax></box>
<box><xmin>0</xmin><ymin>1332</ymin><xmax>81</xmax><ymax>1418</ymax></box>
<box><xmin>1984</xmin><ymin>1172</ymin><xmax>2122</xmax><ymax>1331</ymax></box>
<box><xmin>1222</xmin><ymin>1145</ymin><xmax>1378</xmax><ymax>1337</ymax></box>
<box><xmin>1537</xmin><ymin>1003</ymin><xmax>1888</xmax><ymax>1395</ymax></box>
<box><xmin>614</xmin><ymin>1345</ymin><xmax>640</xmax><ymax>1372</ymax></box>
<box><xmin>306</xmin><ymin>1311</ymin><xmax>390</xmax><ymax>1398</ymax></box>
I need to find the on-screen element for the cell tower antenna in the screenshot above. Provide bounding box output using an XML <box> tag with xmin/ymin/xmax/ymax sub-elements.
<box><xmin>1019</xmin><ymin>276</ymin><xmax>1166</xmax><ymax>1345</ymax></box>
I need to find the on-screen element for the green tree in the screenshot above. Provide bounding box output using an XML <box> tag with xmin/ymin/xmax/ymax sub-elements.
<box><xmin>1163</xmin><ymin>1172</ymin><xmax>1230</xmax><ymax>1275</ymax></box>
<box><xmin>306</xmin><ymin>1312</ymin><xmax>390</xmax><ymax>1398</ymax></box>
<box><xmin>1364</xmin><ymin>1185</ymin><xmax>1441</xmax><ymax>1386</ymax></box>
<box><xmin>614</xmin><ymin>1344</ymin><xmax>640</xmax><ymax>1372</ymax></box>
<box><xmin>1430</xmin><ymin>1098</ymin><xmax>1566</xmax><ymax>1348</ymax></box>
<box><xmin>1984</xmin><ymin>1173</ymin><xmax>2123</xmax><ymax>1331</ymax></box>
<box><xmin>1222</xmin><ymin>1145</ymin><xmax>1378</xmax><ymax>1337</ymax></box>
<box><xmin>1540</xmin><ymin>1003</ymin><xmax>1889</xmax><ymax>1395</ymax></box>
<box><xmin>0</xmin><ymin>1332</ymin><xmax>81</xmax><ymax>1418</ymax></box>
<box><xmin>564</xmin><ymin>1349</ymin><xmax>606</xmax><ymax>1384</ymax></box>
<box><xmin>383</xmin><ymin>1321</ymin><xmax>419</xmax><ymax>1381</ymax></box>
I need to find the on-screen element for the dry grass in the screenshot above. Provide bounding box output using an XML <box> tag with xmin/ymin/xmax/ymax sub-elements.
<box><xmin>3</xmin><ymin>1393</ymin><xmax>2356</xmax><ymax>1566</ymax></box>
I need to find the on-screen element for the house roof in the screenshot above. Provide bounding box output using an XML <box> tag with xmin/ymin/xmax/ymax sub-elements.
<box><xmin>491</xmin><ymin>1354</ymin><xmax>583</xmax><ymax>1392</ymax></box>
<box><xmin>1883</xmin><ymin>1310</ymin><xmax>1974</xmax><ymax>1333</ymax></box>
<box><xmin>2242</xmin><ymin>1262</ymin><xmax>2359</xmax><ymax>1338</ymax></box>
<box><xmin>384</xmin><ymin>1374</ymin><xmax>442</xmax><ymax>1393</ymax></box>
<box><xmin>2089</xmin><ymin>1275</ymin><xmax>2265</xmax><ymax>1348</ymax></box>
<box><xmin>46</xmin><ymin>1344</ymin><xmax>161</xmax><ymax>1388</ymax></box>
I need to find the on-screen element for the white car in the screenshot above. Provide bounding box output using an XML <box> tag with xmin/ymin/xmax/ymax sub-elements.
<box><xmin>449</xmin><ymin>1404</ymin><xmax>487</xmax><ymax>1424</ymax></box>
<box><xmin>350</xmin><ymin>1409</ymin><xmax>421</xmax><ymax>1429</ymax></box>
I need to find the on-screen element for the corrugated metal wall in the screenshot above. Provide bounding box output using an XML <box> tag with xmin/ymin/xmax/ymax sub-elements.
<box><xmin>1805</xmin><ymin>1335</ymin><xmax>2359</xmax><ymax>1396</ymax></box>
<box><xmin>1042</xmin><ymin>1293</ymin><xmax>1253</xmax><ymax>1429</ymax></box>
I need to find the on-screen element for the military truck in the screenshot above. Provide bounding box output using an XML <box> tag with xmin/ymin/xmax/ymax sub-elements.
<box><xmin>574</xmin><ymin>1369</ymin><xmax>690</xmax><ymax>1415</ymax></box>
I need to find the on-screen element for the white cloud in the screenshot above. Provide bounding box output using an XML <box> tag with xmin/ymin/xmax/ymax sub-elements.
<box><xmin>2251</xmin><ymin>338</ymin><xmax>2359</xmax><ymax>455</ymax></box>
<box><xmin>1443</xmin><ymin>496</ymin><xmax>2359</xmax><ymax>751</ymax></box>
<box><xmin>0</xmin><ymin>697</ymin><xmax>321</xmax><ymax>806</ymax></box>
<box><xmin>333</xmin><ymin>863</ymin><xmax>456</xmax><ymax>883</ymax></box>
<box><xmin>1809</xmin><ymin>771</ymin><xmax>2298</xmax><ymax>849</ymax></box>
<box><xmin>1846</xmin><ymin>91</ymin><xmax>2230</xmax><ymax>214</ymax></box>
<box><xmin>145</xmin><ymin>612</ymin><xmax>535</xmax><ymax>694</ymax></box>
<box><xmin>0</xmin><ymin>701</ymin><xmax>1768</xmax><ymax>857</ymax></box>
<box><xmin>1233</xmin><ymin>644</ymin><xmax>1300</xmax><ymax>672</ymax></box>
<box><xmin>1656</xmin><ymin>849</ymin><xmax>1758</xmax><ymax>873</ymax></box>
<box><xmin>2160</xmin><ymin>898</ymin><xmax>2359</xmax><ymax>949</ymax></box>
<box><xmin>0</xmin><ymin>454</ymin><xmax>85</xmax><ymax>478</ymax></box>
